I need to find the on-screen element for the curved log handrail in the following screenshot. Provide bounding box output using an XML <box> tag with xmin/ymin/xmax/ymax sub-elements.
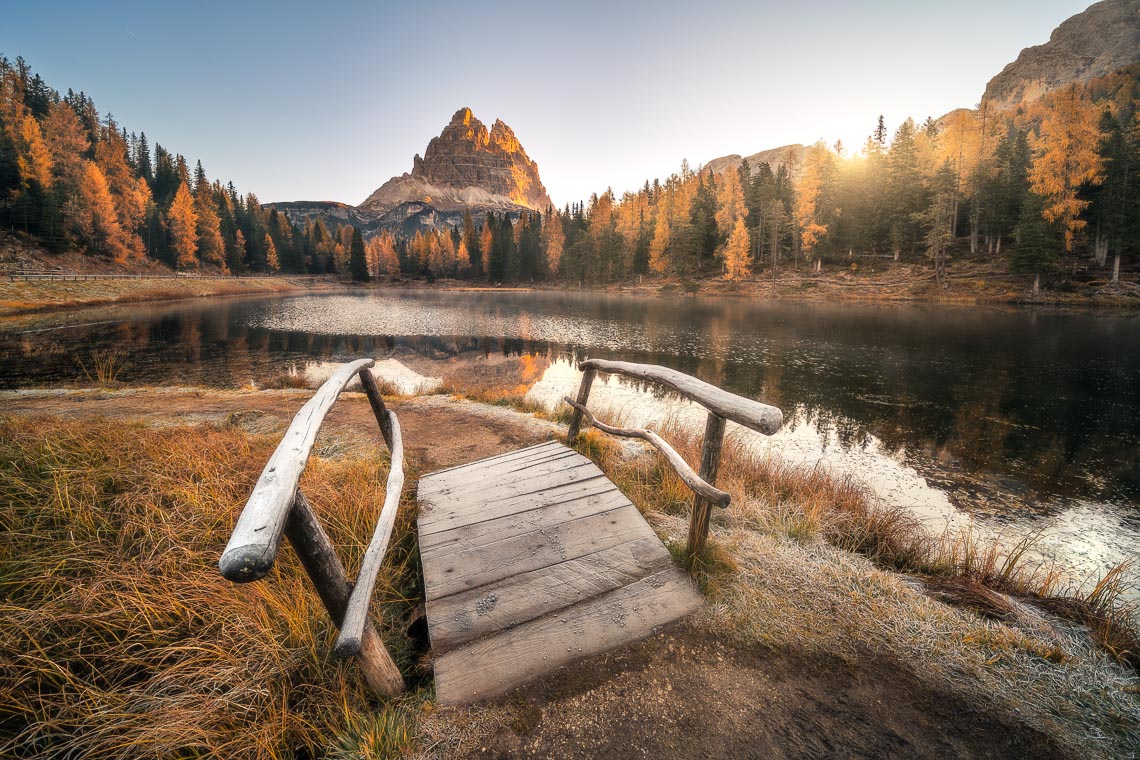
<box><xmin>562</xmin><ymin>397</ymin><xmax>730</xmax><ymax>507</ymax></box>
<box><xmin>219</xmin><ymin>358</ymin><xmax>375</xmax><ymax>582</ymax></box>
<box><xmin>334</xmin><ymin>409</ymin><xmax>405</xmax><ymax>657</ymax></box>
<box><xmin>579</xmin><ymin>358</ymin><xmax>783</xmax><ymax>435</ymax></box>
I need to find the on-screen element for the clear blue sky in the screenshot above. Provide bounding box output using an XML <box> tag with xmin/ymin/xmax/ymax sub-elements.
<box><xmin>2</xmin><ymin>0</ymin><xmax>1092</xmax><ymax>207</ymax></box>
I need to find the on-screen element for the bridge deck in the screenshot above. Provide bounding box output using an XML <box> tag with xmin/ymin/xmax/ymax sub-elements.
<box><xmin>417</xmin><ymin>440</ymin><xmax>703</xmax><ymax>704</ymax></box>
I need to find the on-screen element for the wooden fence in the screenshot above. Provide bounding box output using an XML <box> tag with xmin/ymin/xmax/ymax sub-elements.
<box><xmin>218</xmin><ymin>359</ymin><xmax>406</xmax><ymax>697</ymax></box>
<box><xmin>564</xmin><ymin>358</ymin><xmax>783</xmax><ymax>561</ymax></box>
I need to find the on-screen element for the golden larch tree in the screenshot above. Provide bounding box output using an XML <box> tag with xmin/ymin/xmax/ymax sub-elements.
<box><xmin>542</xmin><ymin>213</ymin><xmax>564</xmax><ymax>274</ymax></box>
<box><xmin>264</xmin><ymin>233</ymin><xmax>279</xmax><ymax>272</ymax></box>
<box><xmin>723</xmin><ymin>217</ymin><xmax>752</xmax><ymax>281</ymax></box>
<box><xmin>194</xmin><ymin>184</ymin><xmax>227</xmax><ymax>271</ymax></box>
<box><xmin>166</xmin><ymin>181</ymin><xmax>199</xmax><ymax>269</ymax></box>
<box><xmin>794</xmin><ymin>141</ymin><xmax>830</xmax><ymax>257</ymax></box>
<box><xmin>80</xmin><ymin>161</ymin><xmax>130</xmax><ymax>262</ymax></box>
<box><xmin>714</xmin><ymin>166</ymin><xmax>746</xmax><ymax>231</ymax></box>
<box><xmin>17</xmin><ymin>115</ymin><xmax>52</xmax><ymax>191</ymax></box>
<box><xmin>1028</xmin><ymin>84</ymin><xmax>1105</xmax><ymax>252</ymax></box>
<box><xmin>479</xmin><ymin>220</ymin><xmax>494</xmax><ymax>276</ymax></box>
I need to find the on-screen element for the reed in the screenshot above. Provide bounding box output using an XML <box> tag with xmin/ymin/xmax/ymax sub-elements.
<box><xmin>0</xmin><ymin>415</ymin><xmax>426</xmax><ymax>759</ymax></box>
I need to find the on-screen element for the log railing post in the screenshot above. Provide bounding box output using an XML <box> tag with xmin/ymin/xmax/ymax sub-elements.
<box><xmin>358</xmin><ymin>367</ymin><xmax>394</xmax><ymax>450</ymax></box>
<box><xmin>284</xmin><ymin>489</ymin><xmax>405</xmax><ymax>698</ymax></box>
<box><xmin>565</xmin><ymin>366</ymin><xmax>597</xmax><ymax>444</ymax></box>
<box><xmin>686</xmin><ymin>412</ymin><xmax>726</xmax><ymax>563</ymax></box>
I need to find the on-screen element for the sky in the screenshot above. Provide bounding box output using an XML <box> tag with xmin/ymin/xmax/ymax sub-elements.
<box><xmin>2</xmin><ymin>0</ymin><xmax>1093</xmax><ymax>207</ymax></box>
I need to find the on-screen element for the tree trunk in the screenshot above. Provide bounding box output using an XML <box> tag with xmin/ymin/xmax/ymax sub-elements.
<box><xmin>996</xmin><ymin>236</ymin><xmax>1002</xmax><ymax>255</ymax></box>
<box><xmin>1033</xmin><ymin>273</ymin><xmax>1040</xmax><ymax>294</ymax></box>
<box><xmin>1112</xmin><ymin>254</ymin><xmax>1120</xmax><ymax>283</ymax></box>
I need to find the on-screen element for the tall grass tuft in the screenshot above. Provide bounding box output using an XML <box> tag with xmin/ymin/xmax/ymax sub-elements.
<box><xmin>76</xmin><ymin>349</ymin><xmax>129</xmax><ymax>386</ymax></box>
<box><xmin>0</xmin><ymin>415</ymin><xmax>424</xmax><ymax>759</ymax></box>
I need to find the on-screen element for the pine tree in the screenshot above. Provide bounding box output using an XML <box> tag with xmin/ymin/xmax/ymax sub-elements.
<box><xmin>349</xmin><ymin>226</ymin><xmax>369</xmax><ymax>282</ymax></box>
<box><xmin>1086</xmin><ymin>110</ymin><xmax>1137</xmax><ymax>274</ymax></box>
<box><xmin>917</xmin><ymin>163</ymin><xmax>957</xmax><ymax>283</ymax></box>
<box><xmin>1011</xmin><ymin>192</ymin><xmax>1058</xmax><ymax>275</ymax></box>
<box><xmin>167</xmin><ymin>181</ymin><xmax>198</xmax><ymax>269</ymax></box>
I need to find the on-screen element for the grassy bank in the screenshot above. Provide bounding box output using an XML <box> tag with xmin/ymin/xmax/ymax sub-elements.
<box><xmin>0</xmin><ymin>276</ymin><xmax>326</xmax><ymax>317</ymax></box>
<box><xmin>1</xmin><ymin>392</ymin><xmax>1137</xmax><ymax>758</ymax></box>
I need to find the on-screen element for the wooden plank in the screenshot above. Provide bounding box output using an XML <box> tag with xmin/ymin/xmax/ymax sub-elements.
<box><xmin>418</xmin><ymin>441</ymin><xmax>563</xmax><ymax>484</ymax></box>
<box><xmin>334</xmin><ymin>409</ymin><xmax>405</xmax><ymax>658</ymax></box>
<box><xmin>418</xmin><ymin>466</ymin><xmax>607</xmax><ymax>526</ymax></box>
<box><xmin>422</xmin><ymin>504</ymin><xmax>652</xmax><ymax>600</ymax></box>
<box><xmin>418</xmin><ymin>447</ymin><xmax>583</xmax><ymax>495</ymax></box>
<box><xmin>580</xmin><ymin>358</ymin><xmax>783</xmax><ymax>436</ymax></box>
<box><xmin>418</xmin><ymin>476</ymin><xmax>618</xmax><ymax>535</ymax></box>
<box><xmin>420</xmin><ymin>460</ymin><xmax>602</xmax><ymax>509</ymax></box>
<box><xmin>688</xmin><ymin>412</ymin><xmax>727</xmax><ymax>561</ymax></box>
<box><xmin>425</xmin><ymin>534</ymin><xmax>674</xmax><ymax>653</ymax></box>
<box><xmin>418</xmin><ymin>475</ymin><xmax>611</xmax><ymax>535</ymax></box>
<box><xmin>419</xmin><ymin>487</ymin><xmax>630</xmax><ymax>549</ymax></box>
<box><xmin>220</xmin><ymin>358</ymin><xmax>375</xmax><ymax>582</ymax></box>
<box><xmin>433</xmin><ymin>568</ymin><xmax>702</xmax><ymax>704</ymax></box>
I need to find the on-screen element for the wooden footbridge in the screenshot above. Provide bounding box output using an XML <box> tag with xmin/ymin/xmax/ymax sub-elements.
<box><xmin>220</xmin><ymin>358</ymin><xmax>782</xmax><ymax>704</ymax></box>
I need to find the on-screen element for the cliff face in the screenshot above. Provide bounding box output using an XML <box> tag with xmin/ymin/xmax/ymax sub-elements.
<box><xmin>359</xmin><ymin>107</ymin><xmax>553</xmax><ymax>214</ymax></box>
<box><xmin>982</xmin><ymin>0</ymin><xmax>1140</xmax><ymax>108</ymax></box>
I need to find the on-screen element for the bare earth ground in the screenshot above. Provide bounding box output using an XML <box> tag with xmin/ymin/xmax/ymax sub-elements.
<box><xmin>0</xmin><ymin>388</ymin><xmax>1074</xmax><ymax>758</ymax></box>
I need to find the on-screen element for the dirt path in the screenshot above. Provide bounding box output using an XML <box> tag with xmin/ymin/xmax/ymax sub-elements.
<box><xmin>470</xmin><ymin>623</ymin><xmax>1065</xmax><ymax>759</ymax></box>
<box><xmin>1</xmin><ymin>388</ymin><xmax>1075</xmax><ymax>759</ymax></box>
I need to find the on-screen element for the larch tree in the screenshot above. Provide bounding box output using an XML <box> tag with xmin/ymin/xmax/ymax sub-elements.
<box><xmin>723</xmin><ymin>217</ymin><xmax>752</xmax><ymax>281</ymax></box>
<box><xmin>479</xmin><ymin>219</ymin><xmax>494</xmax><ymax>278</ymax></box>
<box><xmin>714</xmin><ymin>164</ymin><xmax>747</xmax><ymax>233</ymax></box>
<box><xmin>94</xmin><ymin>127</ymin><xmax>148</xmax><ymax>259</ymax></box>
<box><xmin>264</xmin><ymin>232</ymin><xmax>279</xmax><ymax>273</ymax></box>
<box><xmin>13</xmin><ymin>114</ymin><xmax>52</xmax><ymax>234</ymax></box>
<box><xmin>648</xmin><ymin>201</ymin><xmax>672</xmax><ymax>275</ymax></box>
<box><xmin>80</xmin><ymin>160</ymin><xmax>130</xmax><ymax>261</ymax></box>
<box><xmin>42</xmin><ymin>100</ymin><xmax>91</xmax><ymax>248</ymax></box>
<box><xmin>166</xmin><ymin>181</ymin><xmax>199</xmax><ymax>269</ymax></box>
<box><xmin>1028</xmin><ymin>84</ymin><xmax>1104</xmax><ymax>253</ymax></box>
<box><xmin>542</xmin><ymin>212</ymin><xmax>564</xmax><ymax>275</ymax></box>
<box><xmin>795</xmin><ymin>140</ymin><xmax>833</xmax><ymax>263</ymax></box>
<box><xmin>194</xmin><ymin>181</ymin><xmax>226</xmax><ymax>271</ymax></box>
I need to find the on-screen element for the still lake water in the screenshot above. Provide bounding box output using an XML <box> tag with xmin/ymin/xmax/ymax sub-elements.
<box><xmin>3</xmin><ymin>290</ymin><xmax>1138</xmax><ymax>590</ymax></box>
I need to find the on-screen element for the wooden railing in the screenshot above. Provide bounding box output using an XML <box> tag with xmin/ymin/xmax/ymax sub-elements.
<box><xmin>218</xmin><ymin>359</ymin><xmax>406</xmax><ymax>698</ymax></box>
<box><xmin>563</xmin><ymin>358</ymin><xmax>783</xmax><ymax>562</ymax></box>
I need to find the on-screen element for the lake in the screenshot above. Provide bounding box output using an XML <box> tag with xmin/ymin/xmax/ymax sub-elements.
<box><xmin>3</xmin><ymin>290</ymin><xmax>1138</xmax><ymax>590</ymax></box>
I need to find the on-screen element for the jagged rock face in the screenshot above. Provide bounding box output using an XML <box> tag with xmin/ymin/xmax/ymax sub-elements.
<box><xmin>359</xmin><ymin>107</ymin><xmax>553</xmax><ymax>214</ymax></box>
<box><xmin>983</xmin><ymin>0</ymin><xmax>1140</xmax><ymax>108</ymax></box>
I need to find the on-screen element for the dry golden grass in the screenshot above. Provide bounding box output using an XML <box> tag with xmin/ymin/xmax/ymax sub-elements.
<box><xmin>572</xmin><ymin>420</ymin><xmax>1139</xmax><ymax>673</ymax></box>
<box><xmin>0</xmin><ymin>415</ymin><xmax>426</xmax><ymax>759</ymax></box>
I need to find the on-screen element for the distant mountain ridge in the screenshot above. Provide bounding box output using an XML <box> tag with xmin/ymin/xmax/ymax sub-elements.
<box><xmin>982</xmin><ymin>0</ymin><xmax>1139</xmax><ymax>109</ymax></box>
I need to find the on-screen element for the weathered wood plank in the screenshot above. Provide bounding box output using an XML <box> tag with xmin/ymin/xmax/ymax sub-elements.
<box><xmin>418</xmin><ymin>447</ymin><xmax>583</xmax><ymax>496</ymax></box>
<box><xmin>219</xmin><ymin>358</ymin><xmax>375</xmax><ymax>582</ymax></box>
<box><xmin>580</xmin><ymin>358</ymin><xmax>783</xmax><ymax>436</ymax></box>
<box><xmin>419</xmin><ymin>487</ymin><xmax>630</xmax><ymax>549</ymax></box>
<box><xmin>425</xmin><ymin>534</ymin><xmax>674</xmax><ymax>653</ymax></box>
<box><xmin>422</xmin><ymin>504</ymin><xmax>651</xmax><ymax>600</ymax></box>
<box><xmin>561</xmin><ymin>396</ymin><xmax>730</xmax><ymax>507</ymax></box>
<box><xmin>418</xmin><ymin>476</ymin><xmax>618</xmax><ymax>535</ymax></box>
<box><xmin>334</xmin><ymin>409</ymin><xmax>405</xmax><ymax>658</ymax></box>
<box><xmin>418</xmin><ymin>441</ymin><xmax>563</xmax><ymax>484</ymax></box>
<box><xmin>565</xmin><ymin>366</ymin><xmax>596</xmax><ymax>442</ymax></box>
<box><xmin>433</xmin><ymin>568</ymin><xmax>702</xmax><ymax>704</ymax></box>
<box><xmin>420</xmin><ymin>460</ymin><xmax>602</xmax><ymax>510</ymax></box>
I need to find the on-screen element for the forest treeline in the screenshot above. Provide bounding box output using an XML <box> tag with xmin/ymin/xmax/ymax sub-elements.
<box><xmin>2</xmin><ymin>54</ymin><xmax>1137</xmax><ymax>285</ymax></box>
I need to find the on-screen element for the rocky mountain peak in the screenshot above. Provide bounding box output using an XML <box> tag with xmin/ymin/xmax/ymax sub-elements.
<box><xmin>982</xmin><ymin>0</ymin><xmax>1140</xmax><ymax>108</ymax></box>
<box><xmin>360</xmin><ymin>107</ymin><xmax>552</xmax><ymax>215</ymax></box>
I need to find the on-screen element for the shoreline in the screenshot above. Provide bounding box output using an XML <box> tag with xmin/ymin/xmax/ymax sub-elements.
<box><xmin>2</xmin><ymin>256</ymin><xmax>1138</xmax><ymax>318</ymax></box>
